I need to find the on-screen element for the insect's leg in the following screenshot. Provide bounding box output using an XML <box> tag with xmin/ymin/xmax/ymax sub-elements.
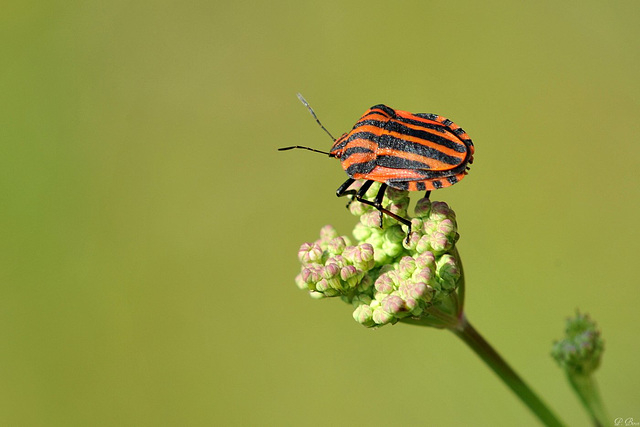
<box><xmin>424</xmin><ymin>190</ymin><xmax>431</xmax><ymax>200</ymax></box>
<box><xmin>354</xmin><ymin>182</ymin><xmax>413</xmax><ymax>242</ymax></box>
<box><xmin>336</xmin><ymin>178</ymin><xmax>358</xmax><ymax>207</ymax></box>
<box><xmin>372</xmin><ymin>183</ymin><xmax>387</xmax><ymax>227</ymax></box>
<box><xmin>337</xmin><ymin>178</ymin><xmax>373</xmax><ymax>208</ymax></box>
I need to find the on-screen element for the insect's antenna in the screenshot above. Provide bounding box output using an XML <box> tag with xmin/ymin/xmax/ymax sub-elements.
<box><xmin>277</xmin><ymin>145</ymin><xmax>333</xmax><ymax>156</ymax></box>
<box><xmin>297</xmin><ymin>93</ymin><xmax>336</xmax><ymax>142</ymax></box>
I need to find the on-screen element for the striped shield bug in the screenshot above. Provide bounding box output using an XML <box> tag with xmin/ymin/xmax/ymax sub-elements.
<box><xmin>279</xmin><ymin>94</ymin><xmax>474</xmax><ymax>242</ymax></box>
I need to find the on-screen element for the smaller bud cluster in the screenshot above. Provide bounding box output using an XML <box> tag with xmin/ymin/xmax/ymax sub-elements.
<box><xmin>296</xmin><ymin>225</ymin><xmax>375</xmax><ymax>299</ymax></box>
<box><xmin>552</xmin><ymin>311</ymin><xmax>604</xmax><ymax>375</ymax></box>
<box><xmin>293</xmin><ymin>182</ymin><xmax>464</xmax><ymax>328</ymax></box>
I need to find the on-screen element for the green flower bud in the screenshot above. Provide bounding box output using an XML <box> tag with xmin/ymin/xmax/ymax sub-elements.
<box><xmin>375</xmin><ymin>273</ymin><xmax>394</xmax><ymax>294</ymax></box>
<box><xmin>298</xmin><ymin>242</ymin><xmax>323</xmax><ymax>264</ymax></box>
<box><xmin>382</xmin><ymin>294</ymin><xmax>405</xmax><ymax>315</ymax></box>
<box><xmin>414</xmin><ymin>197</ymin><xmax>431</xmax><ymax>217</ymax></box>
<box><xmin>373</xmin><ymin>226</ymin><xmax>403</xmax><ymax>259</ymax></box>
<box><xmin>415</xmin><ymin>251</ymin><xmax>436</xmax><ymax>270</ymax></box>
<box><xmin>552</xmin><ymin>312</ymin><xmax>604</xmax><ymax>375</ymax></box>
<box><xmin>415</xmin><ymin>235</ymin><xmax>431</xmax><ymax>254</ymax></box>
<box><xmin>309</xmin><ymin>290</ymin><xmax>326</xmax><ymax>299</ymax></box>
<box><xmin>437</xmin><ymin>219</ymin><xmax>456</xmax><ymax>235</ymax></box>
<box><xmin>429</xmin><ymin>232</ymin><xmax>450</xmax><ymax>254</ymax></box>
<box><xmin>319</xmin><ymin>225</ymin><xmax>339</xmax><ymax>243</ymax></box>
<box><xmin>372</xmin><ymin>305</ymin><xmax>394</xmax><ymax>325</ymax></box>
<box><xmin>352</xmin><ymin>223</ymin><xmax>372</xmax><ymax>241</ymax></box>
<box><xmin>398</xmin><ymin>256</ymin><xmax>417</xmax><ymax>279</ymax></box>
<box><xmin>357</xmin><ymin>273</ymin><xmax>374</xmax><ymax>292</ymax></box>
<box><xmin>343</xmin><ymin>244</ymin><xmax>375</xmax><ymax>271</ymax></box>
<box><xmin>385</xmin><ymin>187</ymin><xmax>408</xmax><ymax>203</ymax></box>
<box><xmin>353</xmin><ymin>304</ymin><xmax>375</xmax><ymax>327</ymax></box>
<box><xmin>327</xmin><ymin>236</ymin><xmax>348</xmax><ymax>255</ymax></box>
<box><xmin>349</xmin><ymin>199</ymin><xmax>369</xmax><ymax>216</ymax></box>
<box><xmin>412</xmin><ymin>267</ymin><xmax>433</xmax><ymax>286</ymax></box>
<box><xmin>325</xmin><ymin>255</ymin><xmax>346</xmax><ymax>269</ymax></box>
<box><xmin>430</xmin><ymin>201</ymin><xmax>453</xmax><ymax>220</ymax></box>
<box><xmin>386</xmin><ymin>198</ymin><xmax>409</xmax><ymax>219</ymax></box>
<box><xmin>361</xmin><ymin>210</ymin><xmax>383</xmax><ymax>228</ymax></box>
<box><xmin>301</xmin><ymin>264</ymin><xmax>323</xmax><ymax>285</ymax></box>
<box><xmin>399</xmin><ymin>280</ymin><xmax>429</xmax><ymax>300</ymax></box>
<box><xmin>436</xmin><ymin>254</ymin><xmax>460</xmax><ymax>291</ymax></box>
<box><xmin>340</xmin><ymin>265</ymin><xmax>361</xmax><ymax>288</ymax></box>
<box><xmin>295</xmin><ymin>273</ymin><xmax>306</xmax><ymax>290</ymax></box>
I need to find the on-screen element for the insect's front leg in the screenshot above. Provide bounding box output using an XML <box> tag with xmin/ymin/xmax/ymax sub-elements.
<box><xmin>336</xmin><ymin>178</ymin><xmax>373</xmax><ymax>208</ymax></box>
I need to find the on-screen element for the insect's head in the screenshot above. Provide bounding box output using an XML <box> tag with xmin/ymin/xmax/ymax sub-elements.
<box><xmin>278</xmin><ymin>93</ymin><xmax>340</xmax><ymax>159</ymax></box>
<box><xmin>327</xmin><ymin>132</ymin><xmax>349</xmax><ymax>159</ymax></box>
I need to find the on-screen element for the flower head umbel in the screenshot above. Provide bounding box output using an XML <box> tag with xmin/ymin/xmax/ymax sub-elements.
<box><xmin>294</xmin><ymin>181</ymin><xmax>463</xmax><ymax>328</ymax></box>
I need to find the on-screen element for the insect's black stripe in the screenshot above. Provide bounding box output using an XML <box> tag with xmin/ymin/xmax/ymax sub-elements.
<box><xmin>432</xmin><ymin>180</ymin><xmax>443</xmax><ymax>189</ymax></box>
<box><xmin>416</xmin><ymin>182</ymin><xmax>426</xmax><ymax>191</ymax></box>
<box><xmin>395</xmin><ymin>116</ymin><xmax>447</xmax><ymax>132</ymax></box>
<box><xmin>377</xmin><ymin>134</ymin><xmax>463</xmax><ymax>166</ymax></box>
<box><xmin>353</xmin><ymin>119</ymin><xmax>387</xmax><ymax>129</ymax></box>
<box><xmin>377</xmin><ymin>155</ymin><xmax>432</xmax><ymax>171</ymax></box>
<box><xmin>360</xmin><ymin>111</ymin><xmax>390</xmax><ymax>120</ymax></box>
<box><xmin>341</xmin><ymin>146</ymin><xmax>374</xmax><ymax>160</ymax></box>
<box><xmin>447</xmin><ymin>175</ymin><xmax>458</xmax><ymax>185</ymax></box>
<box><xmin>369</xmin><ymin>104</ymin><xmax>396</xmax><ymax>118</ymax></box>
<box><xmin>331</xmin><ymin>130</ymin><xmax>378</xmax><ymax>152</ymax></box>
<box><xmin>391</xmin><ymin>181</ymin><xmax>409</xmax><ymax>190</ymax></box>
<box><xmin>412</xmin><ymin>113</ymin><xmax>438</xmax><ymax>121</ymax></box>
<box><xmin>385</xmin><ymin>121</ymin><xmax>467</xmax><ymax>153</ymax></box>
<box><xmin>346</xmin><ymin>160</ymin><xmax>376</xmax><ymax>176</ymax></box>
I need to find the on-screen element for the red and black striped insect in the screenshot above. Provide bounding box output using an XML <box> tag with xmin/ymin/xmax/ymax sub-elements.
<box><xmin>280</xmin><ymin>94</ymin><xmax>474</xmax><ymax>241</ymax></box>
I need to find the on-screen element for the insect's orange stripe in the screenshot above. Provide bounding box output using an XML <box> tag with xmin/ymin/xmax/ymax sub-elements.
<box><xmin>354</xmin><ymin>165</ymin><xmax>427</xmax><ymax>181</ymax></box>
<box><xmin>384</xmin><ymin>130</ymin><xmax>467</xmax><ymax>160</ymax></box>
<box><xmin>340</xmin><ymin>152</ymin><xmax>375</xmax><ymax>170</ymax></box>
<box><xmin>376</xmin><ymin>148</ymin><xmax>460</xmax><ymax>171</ymax></box>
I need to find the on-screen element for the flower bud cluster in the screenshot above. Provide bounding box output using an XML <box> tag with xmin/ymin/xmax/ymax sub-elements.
<box><xmin>296</xmin><ymin>225</ymin><xmax>375</xmax><ymax>298</ymax></box>
<box><xmin>552</xmin><ymin>312</ymin><xmax>604</xmax><ymax>375</ymax></box>
<box><xmin>294</xmin><ymin>182</ymin><xmax>463</xmax><ymax>328</ymax></box>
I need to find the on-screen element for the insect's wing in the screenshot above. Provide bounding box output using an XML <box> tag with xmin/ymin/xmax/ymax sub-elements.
<box><xmin>375</xmin><ymin>111</ymin><xmax>474</xmax><ymax>191</ymax></box>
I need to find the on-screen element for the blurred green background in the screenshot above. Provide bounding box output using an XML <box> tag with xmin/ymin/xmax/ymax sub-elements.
<box><xmin>2</xmin><ymin>1</ymin><xmax>639</xmax><ymax>426</ymax></box>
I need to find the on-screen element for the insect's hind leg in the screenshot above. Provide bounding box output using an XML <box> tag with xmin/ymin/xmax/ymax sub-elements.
<box><xmin>424</xmin><ymin>190</ymin><xmax>431</xmax><ymax>200</ymax></box>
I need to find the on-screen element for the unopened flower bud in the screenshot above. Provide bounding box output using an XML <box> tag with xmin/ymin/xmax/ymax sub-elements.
<box><xmin>414</xmin><ymin>197</ymin><xmax>431</xmax><ymax>217</ymax></box>
<box><xmin>323</xmin><ymin>263</ymin><xmax>340</xmax><ymax>279</ymax></box>
<box><xmin>552</xmin><ymin>312</ymin><xmax>604</xmax><ymax>375</ymax></box>
<box><xmin>430</xmin><ymin>201</ymin><xmax>452</xmax><ymax>220</ymax></box>
<box><xmin>375</xmin><ymin>273</ymin><xmax>394</xmax><ymax>294</ymax></box>
<box><xmin>298</xmin><ymin>242</ymin><xmax>323</xmax><ymax>264</ymax></box>
<box><xmin>353</xmin><ymin>304</ymin><xmax>375</xmax><ymax>327</ymax></box>
<box><xmin>372</xmin><ymin>306</ymin><xmax>394</xmax><ymax>325</ymax></box>
<box><xmin>436</xmin><ymin>254</ymin><xmax>460</xmax><ymax>290</ymax></box>
<box><xmin>382</xmin><ymin>294</ymin><xmax>404</xmax><ymax>314</ymax></box>
<box><xmin>398</xmin><ymin>257</ymin><xmax>417</xmax><ymax>279</ymax></box>
<box><xmin>302</xmin><ymin>265</ymin><xmax>323</xmax><ymax>284</ymax></box>
<box><xmin>319</xmin><ymin>225</ymin><xmax>339</xmax><ymax>243</ymax></box>
<box><xmin>430</xmin><ymin>232</ymin><xmax>450</xmax><ymax>254</ymax></box>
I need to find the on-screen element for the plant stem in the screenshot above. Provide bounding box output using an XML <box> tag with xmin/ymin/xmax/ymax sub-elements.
<box><xmin>452</xmin><ymin>315</ymin><xmax>566</xmax><ymax>427</ymax></box>
<box><xmin>566</xmin><ymin>373</ymin><xmax>608</xmax><ymax>427</ymax></box>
